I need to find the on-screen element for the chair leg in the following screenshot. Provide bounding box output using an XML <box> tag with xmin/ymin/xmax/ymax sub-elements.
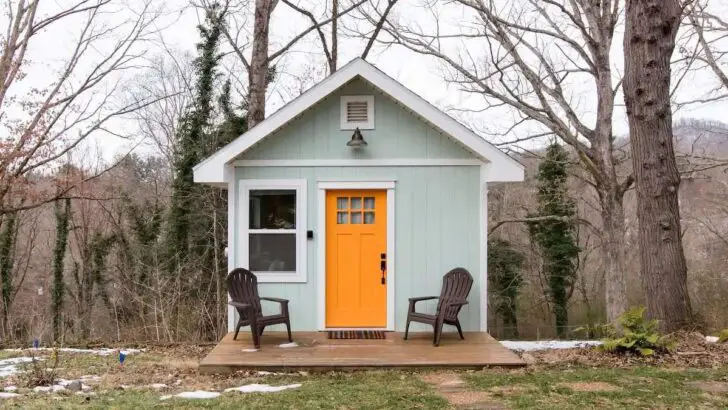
<box><xmin>404</xmin><ymin>319</ymin><xmax>411</xmax><ymax>340</ymax></box>
<box><xmin>455</xmin><ymin>320</ymin><xmax>465</xmax><ymax>340</ymax></box>
<box><xmin>285</xmin><ymin>320</ymin><xmax>293</xmax><ymax>342</ymax></box>
<box><xmin>233</xmin><ymin>322</ymin><xmax>242</xmax><ymax>340</ymax></box>
<box><xmin>434</xmin><ymin>317</ymin><xmax>445</xmax><ymax>347</ymax></box>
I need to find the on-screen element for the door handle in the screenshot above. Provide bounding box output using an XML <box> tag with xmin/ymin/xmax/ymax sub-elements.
<box><xmin>380</xmin><ymin>253</ymin><xmax>386</xmax><ymax>285</ymax></box>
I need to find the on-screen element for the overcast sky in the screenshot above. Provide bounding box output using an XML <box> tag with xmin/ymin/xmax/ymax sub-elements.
<box><xmin>22</xmin><ymin>0</ymin><xmax>728</xmax><ymax>162</ymax></box>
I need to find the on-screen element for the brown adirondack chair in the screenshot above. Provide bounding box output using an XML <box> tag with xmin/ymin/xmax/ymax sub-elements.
<box><xmin>226</xmin><ymin>268</ymin><xmax>292</xmax><ymax>349</ymax></box>
<box><xmin>404</xmin><ymin>267</ymin><xmax>473</xmax><ymax>346</ymax></box>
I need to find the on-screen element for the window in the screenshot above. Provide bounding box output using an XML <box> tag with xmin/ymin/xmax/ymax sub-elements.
<box><xmin>239</xmin><ymin>180</ymin><xmax>307</xmax><ymax>283</ymax></box>
<box><xmin>336</xmin><ymin>196</ymin><xmax>376</xmax><ymax>224</ymax></box>
<box><xmin>340</xmin><ymin>95</ymin><xmax>375</xmax><ymax>130</ymax></box>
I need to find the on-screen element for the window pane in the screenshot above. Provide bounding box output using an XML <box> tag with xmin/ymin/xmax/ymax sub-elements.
<box><xmin>249</xmin><ymin>233</ymin><xmax>296</xmax><ymax>272</ymax></box>
<box><xmin>351</xmin><ymin>212</ymin><xmax>362</xmax><ymax>224</ymax></box>
<box><xmin>337</xmin><ymin>197</ymin><xmax>348</xmax><ymax>210</ymax></box>
<box><xmin>249</xmin><ymin>190</ymin><xmax>296</xmax><ymax>229</ymax></box>
<box><xmin>351</xmin><ymin>197</ymin><xmax>362</xmax><ymax>210</ymax></box>
<box><xmin>364</xmin><ymin>212</ymin><xmax>375</xmax><ymax>224</ymax></box>
<box><xmin>364</xmin><ymin>197</ymin><xmax>375</xmax><ymax>210</ymax></box>
<box><xmin>337</xmin><ymin>212</ymin><xmax>348</xmax><ymax>224</ymax></box>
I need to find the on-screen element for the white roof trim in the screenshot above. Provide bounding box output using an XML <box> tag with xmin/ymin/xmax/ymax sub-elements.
<box><xmin>193</xmin><ymin>58</ymin><xmax>524</xmax><ymax>183</ymax></box>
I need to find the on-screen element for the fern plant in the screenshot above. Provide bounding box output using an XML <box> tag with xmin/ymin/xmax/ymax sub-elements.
<box><xmin>600</xmin><ymin>306</ymin><xmax>672</xmax><ymax>356</ymax></box>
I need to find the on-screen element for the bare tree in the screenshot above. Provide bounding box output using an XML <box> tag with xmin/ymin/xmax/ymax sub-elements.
<box><xmin>623</xmin><ymin>0</ymin><xmax>692</xmax><ymax>331</ymax></box>
<box><xmin>0</xmin><ymin>0</ymin><xmax>161</xmax><ymax>214</ymax></box>
<box><xmin>687</xmin><ymin>1</ymin><xmax>728</xmax><ymax>95</ymax></box>
<box><xmin>383</xmin><ymin>0</ymin><xmax>632</xmax><ymax>323</ymax></box>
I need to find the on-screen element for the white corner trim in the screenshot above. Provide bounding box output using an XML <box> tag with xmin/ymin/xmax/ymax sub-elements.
<box><xmin>316</xmin><ymin>180</ymin><xmax>396</xmax><ymax>331</ymax></box>
<box><xmin>238</xmin><ymin>179</ymin><xmax>308</xmax><ymax>284</ymax></box>
<box><xmin>226</xmin><ymin>165</ymin><xmax>236</xmax><ymax>332</ymax></box>
<box><xmin>340</xmin><ymin>95</ymin><xmax>375</xmax><ymax>130</ymax></box>
<box><xmin>193</xmin><ymin>58</ymin><xmax>524</xmax><ymax>184</ymax></box>
<box><xmin>480</xmin><ymin>165</ymin><xmax>488</xmax><ymax>332</ymax></box>
<box><xmin>233</xmin><ymin>159</ymin><xmax>484</xmax><ymax>167</ymax></box>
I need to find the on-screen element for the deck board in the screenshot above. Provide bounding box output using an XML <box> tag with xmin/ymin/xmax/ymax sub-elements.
<box><xmin>199</xmin><ymin>331</ymin><xmax>524</xmax><ymax>373</ymax></box>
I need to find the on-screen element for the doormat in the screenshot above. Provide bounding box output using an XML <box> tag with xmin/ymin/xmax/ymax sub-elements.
<box><xmin>327</xmin><ymin>330</ymin><xmax>386</xmax><ymax>340</ymax></box>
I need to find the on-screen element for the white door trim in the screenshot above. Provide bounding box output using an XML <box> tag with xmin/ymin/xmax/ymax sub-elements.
<box><xmin>316</xmin><ymin>180</ymin><xmax>396</xmax><ymax>331</ymax></box>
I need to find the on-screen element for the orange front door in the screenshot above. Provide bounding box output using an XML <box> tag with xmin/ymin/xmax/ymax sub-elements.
<box><xmin>325</xmin><ymin>190</ymin><xmax>387</xmax><ymax>328</ymax></box>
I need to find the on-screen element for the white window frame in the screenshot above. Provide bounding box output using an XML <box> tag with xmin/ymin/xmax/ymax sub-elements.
<box><xmin>238</xmin><ymin>179</ymin><xmax>308</xmax><ymax>283</ymax></box>
<box><xmin>340</xmin><ymin>95</ymin><xmax>375</xmax><ymax>130</ymax></box>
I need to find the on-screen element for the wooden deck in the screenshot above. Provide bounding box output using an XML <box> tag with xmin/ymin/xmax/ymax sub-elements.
<box><xmin>199</xmin><ymin>331</ymin><xmax>524</xmax><ymax>373</ymax></box>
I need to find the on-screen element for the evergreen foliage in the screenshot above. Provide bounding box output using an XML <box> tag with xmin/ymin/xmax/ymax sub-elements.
<box><xmin>488</xmin><ymin>238</ymin><xmax>525</xmax><ymax>338</ymax></box>
<box><xmin>528</xmin><ymin>142</ymin><xmax>580</xmax><ymax>337</ymax></box>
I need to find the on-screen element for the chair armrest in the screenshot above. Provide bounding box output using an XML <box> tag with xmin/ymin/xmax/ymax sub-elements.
<box><xmin>441</xmin><ymin>299</ymin><xmax>469</xmax><ymax>307</ymax></box>
<box><xmin>260</xmin><ymin>297</ymin><xmax>289</xmax><ymax>304</ymax></box>
<box><xmin>228</xmin><ymin>301</ymin><xmax>251</xmax><ymax>309</ymax></box>
<box><xmin>408</xmin><ymin>296</ymin><xmax>438</xmax><ymax>303</ymax></box>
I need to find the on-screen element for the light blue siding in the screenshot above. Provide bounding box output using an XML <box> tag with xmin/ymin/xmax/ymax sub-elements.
<box><xmin>234</xmin><ymin>166</ymin><xmax>482</xmax><ymax>332</ymax></box>
<box><xmin>238</xmin><ymin>78</ymin><xmax>477</xmax><ymax>161</ymax></box>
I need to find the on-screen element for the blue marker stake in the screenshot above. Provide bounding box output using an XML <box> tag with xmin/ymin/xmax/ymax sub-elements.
<box><xmin>119</xmin><ymin>351</ymin><xmax>127</xmax><ymax>367</ymax></box>
<box><xmin>33</xmin><ymin>338</ymin><xmax>39</xmax><ymax>349</ymax></box>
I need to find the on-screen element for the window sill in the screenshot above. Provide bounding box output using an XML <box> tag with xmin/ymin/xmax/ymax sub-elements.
<box><xmin>254</xmin><ymin>272</ymin><xmax>307</xmax><ymax>283</ymax></box>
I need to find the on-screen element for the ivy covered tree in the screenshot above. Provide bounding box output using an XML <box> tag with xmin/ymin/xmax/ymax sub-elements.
<box><xmin>488</xmin><ymin>238</ymin><xmax>525</xmax><ymax>338</ymax></box>
<box><xmin>51</xmin><ymin>198</ymin><xmax>72</xmax><ymax>342</ymax></box>
<box><xmin>164</xmin><ymin>4</ymin><xmax>247</xmax><ymax>338</ymax></box>
<box><xmin>165</xmin><ymin>5</ymin><xmax>224</xmax><ymax>272</ymax></box>
<box><xmin>528</xmin><ymin>143</ymin><xmax>580</xmax><ymax>337</ymax></box>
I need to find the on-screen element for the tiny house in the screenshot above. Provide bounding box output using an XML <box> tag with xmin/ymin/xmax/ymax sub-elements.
<box><xmin>194</xmin><ymin>58</ymin><xmax>523</xmax><ymax>334</ymax></box>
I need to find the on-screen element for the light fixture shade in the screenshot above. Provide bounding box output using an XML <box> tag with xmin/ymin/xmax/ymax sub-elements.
<box><xmin>347</xmin><ymin>127</ymin><xmax>368</xmax><ymax>147</ymax></box>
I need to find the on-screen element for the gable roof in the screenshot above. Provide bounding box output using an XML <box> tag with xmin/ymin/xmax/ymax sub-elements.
<box><xmin>193</xmin><ymin>58</ymin><xmax>524</xmax><ymax>184</ymax></box>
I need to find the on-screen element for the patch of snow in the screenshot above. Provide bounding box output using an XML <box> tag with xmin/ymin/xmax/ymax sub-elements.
<box><xmin>224</xmin><ymin>383</ymin><xmax>302</xmax><ymax>394</ymax></box>
<box><xmin>241</xmin><ymin>348</ymin><xmax>259</xmax><ymax>352</ymax></box>
<box><xmin>148</xmin><ymin>383</ymin><xmax>168</xmax><ymax>390</ymax></box>
<box><xmin>4</xmin><ymin>386</ymin><xmax>16</xmax><ymax>392</ymax></box>
<box><xmin>706</xmin><ymin>336</ymin><xmax>720</xmax><ymax>343</ymax></box>
<box><xmin>255</xmin><ymin>371</ymin><xmax>283</xmax><ymax>376</ymax></box>
<box><xmin>500</xmin><ymin>340</ymin><xmax>602</xmax><ymax>352</ymax></box>
<box><xmin>3</xmin><ymin>347</ymin><xmax>143</xmax><ymax>356</ymax></box>
<box><xmin>160</xmin><ymin>391</ymin><xmax>221</xmax><ymax>400</ymax></box>
<box><xmin>278</xmin><ymin>342</ymin><xmax>298</xmax><ymax>348</ymax></box>
<box><xmin>0</xmin><ymin>357</ymin><xmax>36</xmax><ymax>378</ymax></box>
<box><xmin>0</xmin><ymin>392</ymin><xmax>20</xmax><ymax>398</ymax></box>
<box><xmin>33</xmin><ymin>385</ymin><xmax>66</xmax><ymax>393</ymax></box>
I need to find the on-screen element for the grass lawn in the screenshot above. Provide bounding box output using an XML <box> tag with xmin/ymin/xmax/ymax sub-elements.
<box><xmin>1</xmin><ymin>347</ymin><xmax>728</xmax><ymax>409</ymax></box>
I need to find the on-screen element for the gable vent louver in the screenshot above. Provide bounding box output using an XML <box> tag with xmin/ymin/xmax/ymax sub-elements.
<box><xmin>346</xmin><ymin>101</ymin><xmax>369</xmax><ymax>123</ymax></box>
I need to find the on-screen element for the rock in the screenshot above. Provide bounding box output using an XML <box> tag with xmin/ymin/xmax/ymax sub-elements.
<box><xmin>521</xmin><ymin>353</ymin><xmax>538</xmax><ymax>364</ymax></box>
<box><xmin>67</xmin><ymin>381</ymin><xmax>83</xmax><ymax>392</ymax></box>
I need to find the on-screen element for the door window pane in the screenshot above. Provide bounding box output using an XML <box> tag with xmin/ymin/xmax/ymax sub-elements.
<box><xmin>249</xmin><ymin>233</ymin><xmax>296</xmax><ymax>272</ymax></box>
<box><xmin>337</xmin><ymin>212</ymin><xmax>348</xmax><ymax>224</ymax></box>
<box><xmin>364</xmin><ymin>212</ymin><xmax>375</xmax><ymax>224</ymax></box>
<box><xmin>351</xmin><ymin>197</ymin><xmax>362</xmax><ymax>210</ymax></box>
<box><xmin>249</xmin><ymin>190</ymin><xmax>296</xmax><ymax>229</ymax></box>
<box><xmin>364</xmin><ymin>197</ymin><xmax>375</xmax><ymax>210</ymax></box>
<box><xmin>351</xmin><ymin>212</ymin><xmax>362</xmax><ymax>224</ymax></box>
<box><xmin>336</xmin><ymin>197</ymin><xmax>348</xmax><ymax>210</ymax></box>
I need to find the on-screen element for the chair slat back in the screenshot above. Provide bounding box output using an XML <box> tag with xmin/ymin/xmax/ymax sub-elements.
<box><xmin>436</xmin><ymin>268</ymin><xmax>473</xmax><ymax>321</ymax></box>
<box><xmin>226</xmin><ymin>268</ymin><xmax>262</xmax><ymax>317</ymax></box>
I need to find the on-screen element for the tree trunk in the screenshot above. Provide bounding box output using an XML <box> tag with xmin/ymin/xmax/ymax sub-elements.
<box><xmin>248</xmin><ymin>0</ymin><xmax>276</xmax><ymax>128</ymax></box>
<box><xmin>600</xmin><ymin>193</ymin><xmax>629</xmax><ymax>324</ymax></box>
<box><xmin>330</xmin><ymin>0</ymin><xmax>338</xmax><ymax>73</ymax></box>
<box><xmin>623</xmin><ymin>0</ymin><xmax>692</xmax><ymax>331</ymax></box>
